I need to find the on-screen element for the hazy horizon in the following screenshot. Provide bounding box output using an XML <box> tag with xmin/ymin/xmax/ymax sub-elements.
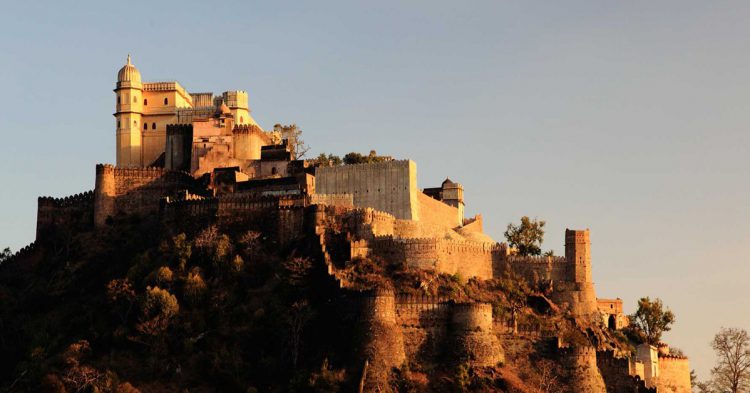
<box><xmin>1</xmin><ymin>0</ymin><xmax>749</xmax><ymax>379</ymax></box>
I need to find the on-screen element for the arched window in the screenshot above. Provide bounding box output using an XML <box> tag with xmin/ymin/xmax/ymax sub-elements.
<box><xmin>133</xmin><ymin>96</ymin><xmax>137</xmax><ymax>103</ymax></box>
<box><xmin>144</xmin><ymin>123</ymin><xmax>148</xmax><ymax>130</ymax></box>
<box><xmin>164</xmin><ymin>98</ymin><xmax>168</xmax><ymax>105</ymax></box>
<box><xmin>117</xmin><ymin>96</ymin><xmax>121</xmax><ymax>104</ymax></box>
<box><xmin>271</xmin><ymin>167</ymin><xmax>277</xmax><ymax>175</ymax></box>
<box><xmin>152</xmin><ymin>123</ymin><xmax>156</xmax><ymax>129</ymax></box>
<box><xmin>240</xmin><ymin>116</ymin><xmax>244</xmax><ymax>123</ymax></box>
<box><xmin>144</xmin><ymin>98</ymin><xmax>148</xmax><ymax>105</ymax></box>
<box><xmin>117</xmin><ymin>121</ymin><xmax>120</xmax><ymax>128</ymax></box>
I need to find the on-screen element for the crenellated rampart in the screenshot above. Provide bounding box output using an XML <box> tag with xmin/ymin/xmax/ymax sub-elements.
<box><xmin>656</xmin><ymin>355</ymin><xmax>691</xmax><ymax>393</ymax></box>
<box><xmin>597</xmin><ymin>350</ymin><xmax>656</xmax><ymax>393</ymax></box>
<box><xmin>383</xmin><ymin>294</ymin><xmax>503</xmax><ymax>367</ymax></box>
<box><xmin>367</xmin><ymin>236</ymin><xmax>498</xmax><ymax>279</ymax></box>
<box><xmin>37</xmin><ymin>191</ymin><xmax>95</xmax><ymax>238</ymax></box>
<box><xmin>499</xmin><ymin>255</ymin><xmax>570</xmax><ymax>283</ymax></box>
<box><xmin>308</xmin><ymin>193</ymin><xmax>354</xmax><ymax>209</ymax></box>
<box><xmin>2</xmin><ymin>242</ymin><xmax>37</xmax><ymax>265</ymax></box>
<box><xmin>94</xmin><ymin>164</ymin><xmax>202</xmax><ymax>225</ymax></box>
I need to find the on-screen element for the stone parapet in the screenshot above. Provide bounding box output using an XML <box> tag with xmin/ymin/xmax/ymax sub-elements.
<box><xmin>38</xmin><ymin>191</ymin><xmax>94</xmax><ymax>208</ymax></box>
<box><xmin>37</xmin><ymin>191</ymin><xmax>95</xmax><ymax>238</ymax></box>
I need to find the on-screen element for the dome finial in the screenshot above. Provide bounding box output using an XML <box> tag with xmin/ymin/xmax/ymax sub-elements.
<box><xmin>127</xmin><ymin>54</ymin><xmax>131</xmax><ymax>65</ymax></box>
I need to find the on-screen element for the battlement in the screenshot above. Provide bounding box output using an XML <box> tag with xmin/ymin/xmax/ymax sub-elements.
<box><xmin>362</xmin><ymin>287</ymin><xmax>397</xmax><ymax>324</ymax></box>
<box><xmin>505</xmin><ymin>255</ymin><xmax>568</xmax><ymax>264</ymax></box>
<box><xmin>5</xmin><ymin>241</ymin><xmax>37</xmax><ymax>263</ymax></box>
<box><xmin>354</xmin><ymin>207</ymin><xmax>396</xmax><ymax>222</ymax></box>
<box><xmin>452</xmin><ymin>302</ymin><xmax>493</xmax><ymax>332</ymax></box>
<box><xmin>190</xmin><ymin>92</ymin><xmax>214</xmax><ymax>108</ymax></box>
<box><xmin>371</xmin><ymin>235</ymin><xmax>501</xmax><ymax>253</ymax></box>
<box><xmin>111</xmin><ymin>165</ymin><xmax>191</xmax><ymax>179</ymax></box>
<box><xmin>308</xmin><ymin>193</ymin><xmax>354</xmax><ymax>208</ymax></box>
<box><xmin>38</xmin><ymin>191</ymin><xmax>94</xmax><ymax>207</ymax></box>
<box><xmin>143</xmin><ymin>81</ymin><xmax>192</xmax><ymax>104</ymax></box>
<box><xmin>565</xmin><ymin>228</ymin><xmax>590</xmax><ymax>243</ymax></box>
<box><xmin>560</xmin><ymin>345</ymin><xmax>598</xmax><ymax>357</ymax></box>
<box><xmin>232</xmin><ymin>124</ymin><xmax>264</xmax><ymax>135</ymax></box>
<box><xmin>658</xmin><ymin>353</ymin><xmax>688</xmax><ymax>360</ymax></box>
<box><xmin>37</xmin><ymin>191</ymin><xmax>95</xmax><ymax>238</ymax></box>
<box><xmin>93</xmin><ymin>163</ymin><xmax>199</xmax><ymax>227</ymax></box>
<box><xmin>222</xmin><ymin>90</ymin><xmax>248</xmax><ymax>109</ymax></box>
<box><xmin>161</xmin><ymin>193</ymin><xmax>311</xmax><ymax>220</ymax></box>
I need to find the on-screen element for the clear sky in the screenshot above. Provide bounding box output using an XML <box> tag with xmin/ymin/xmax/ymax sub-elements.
<box><xmin>1</xmin><ymin>0</ymin><xmax>748</xmax><ymax>379</ymax></box>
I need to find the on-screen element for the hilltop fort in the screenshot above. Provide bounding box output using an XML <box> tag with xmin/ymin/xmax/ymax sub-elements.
<box><xmin>2</xmin><ymin>57</ymin><xmax>692</xmax><ymax>392</ymax></box>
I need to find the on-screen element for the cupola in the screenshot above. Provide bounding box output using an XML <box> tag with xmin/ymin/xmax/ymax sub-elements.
<box><xmin>117</xmin><ymin>54</ymin><xmax>142</xmax><ymax>86</ymax></box>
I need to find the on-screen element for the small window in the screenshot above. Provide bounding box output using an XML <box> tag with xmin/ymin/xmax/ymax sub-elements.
<box><xmin>144</xmin><ymin>98</ymin><xmax>148</xmax><ymax>105</ymax></box>
<box><xmin>117</xmin><ymin>121</ymin><xmax>120</xmax><ymax>128</ymax></box>
<box><xmin>133</xmin><ymin>120</ymin><xmax>137</xmax><ymax>126</ymax></box>
<box><xmin>152</xmin><ymin>122</ymin><xmax>156</xmax><ymax>129</ymax></box>
<box><xmin>164</xmin><ymin>98</ymin><xmax>168</xmax><ymax>105</ymax></box>
<box><xmin>144</xmin><ymin>123</ymin><xmax>148</xmax><ymax>130</ymax></box>
<box><xmin>117</xmin><ymin>96</ymin><xmax>121</xmax><ymax>104</ymax></box>
<box><xmin>271</xmin><ymin>167</ymin><xmax>277</xmax><ymax>175</ymax></box>
<box><xmin>133</xmin><ymin>96</ymin><xmax>137</xmax><ymax>103</ymax></box>
<box><xmin>240</xmin><ymin>116</ymin><xmax>243</xmax><ymax>123</ymax></box>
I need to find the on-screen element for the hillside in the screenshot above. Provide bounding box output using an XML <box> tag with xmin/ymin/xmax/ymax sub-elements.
<box><xmin>1</xmin><ymin>198</ymin><xmax>669</xmax><ymax>393</ymax></box>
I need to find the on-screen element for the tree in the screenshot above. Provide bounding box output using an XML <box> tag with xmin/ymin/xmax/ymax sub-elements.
<box><xmin>498</xmin><ymin>269</ymin><xmax>529</xmax><ymax>334</ymax></box>
<box><xmin>283</xmin><ymin>256</ymin><xmax>313</xmax><ymax>287</ymax></box>
<box><xmin>106</xmin><ymin>279</ymin><xmax>136</xmax><ymax>325</ymax></box>
<box><xmin>0</xmin><ymin>247</ymin><xmax>11</xmax><ymax>264</ymax></box>
<box><xmin>183</xmin><ymin>267</ymin><xmax>207</xmax><ymax>306</ymax></box>
<box><xmin>314</xmin><ymin>153</ymin><xmax>343</xmax><ymax>166</ymax></box>
<box><xmin>286</xmin><ymin>300</ymin><xmax>313</xmax><ymax>368</ymax></box>
<box><xmin>274</xmin><ymin>123</ymin><xmax>309</xmax><ymax>159</ymax></box>
<box><xmin>136</xmin><ymin>286</ymin><xmax>179</xmax><ymax>337</ymax></box>
<box><xmin>629</xmin><ymin>297</ymin><xmax>675</xmax><ymax>345</ymax></box>
<box><xmin>504</xmin><ymin>216</ymin><xmax>546</xmax><ymax>256</ymax></box>
<box><xmin>343</xmin><ymin>150</ymin><xmax>390</xmax><ymax>165</ymax></box>
<box><xmin>709</xmin><ymin>328</ymin><xmax>750</xmax><ymax>393</ymax></box>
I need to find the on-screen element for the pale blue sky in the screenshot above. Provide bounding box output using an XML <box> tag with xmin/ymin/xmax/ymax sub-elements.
<box><xmin>1</xmin><ymin>0</ymin><xmax>748</xmax><ymax>379</ymax></box>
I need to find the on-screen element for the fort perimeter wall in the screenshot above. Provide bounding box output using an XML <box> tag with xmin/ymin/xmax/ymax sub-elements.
<box><xmin>94</xmin><ymin>164</ymin><xmax>198</xmax><ymax>226</ymax></box>
<box><xmin>316</xmin><ymin>160</ymin><xmax>420</xmax><ymax>221</ymax></box>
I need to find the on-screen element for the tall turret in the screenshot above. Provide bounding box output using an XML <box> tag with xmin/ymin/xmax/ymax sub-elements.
<box><xmin>565</xmin><ymin>228</ymin><xmax>592</xmax><ymax>283</ymax></box>
<box><xmin>222</xmin><ymin>91</ymin><xmax>257</xmax><ymax>126</ymax></box>
<box><xmin>94</xmin><ymin>164</ymin><xmax>116</xmax><ymax>227</ymax></box>
<box><xmin>114</xmin><ymin>55</ymin><xmax>144</xmax><ymax>167</ymax></box>
<box><xmin>558</xmin><ymin>229</ymin><xmax>598</xmax><ymax>316</ymax></box>
<box><xmin>441</xmin><ymin>178</ymin><xmax>464</xmax><ymax>224</ymax></box>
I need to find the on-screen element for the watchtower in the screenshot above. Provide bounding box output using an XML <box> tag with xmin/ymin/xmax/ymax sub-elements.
<box><xmin>565</xmin><ymin>229</ymin><xmax>591</xmax><ymax>283</ymax></box>
<box><xmin>441</xmin><ymin>178</ymin><xmax>464</xmax><ymax>223</ymax></box>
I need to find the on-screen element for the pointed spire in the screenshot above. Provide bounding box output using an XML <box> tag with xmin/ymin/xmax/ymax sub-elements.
<box><xmin>127</xmin><ymin>54</ymin><xmax>132</xmax><ymax>65</ymax></box>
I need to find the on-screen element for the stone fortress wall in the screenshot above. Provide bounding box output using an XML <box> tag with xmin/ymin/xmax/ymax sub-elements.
<box><xmin>36</xmin><ymin>191</ymin><xmax>95</xmax><ymax>237</ymax></box>
<box><xmin>361</xmin><ymin>290</ymin><xmax>503</xmax><ymax>374</ymax></box>
<box><xmin>93</xmin><ymin>164</ymin><xmax>198</xmax><ymax>226</ymax></box>
<box><xmin>26</xmin><ymin>57</ymin><xmax>695</xmax><ymax>392</ymax></box>
<box><xmin>367</xmin><ymin>236</ymin><xmax>498</xmax><ymax>279</ymax></box>
<box><xmin>656</xmin><ymin>355</ymin><xmax>691</xmax><ymax>393</ymax></box>
<box><xmin>316</xmin><ymin>160</ymin><xmax>420</xmax><ymax>220</ymax></box>
<box><xmin>416</xmin><ymin>190</ymin><xmax>462</xmax><ymax>229</ymax></box>
<box><xmin>596</xmin><ymin>351</ymin><xmax>656</xmax><ymax>393</ymax></box>
<box><xmin>48</xmin><ymin>160</ymin><xmax>601</xmax><ymax>320</ymax></box>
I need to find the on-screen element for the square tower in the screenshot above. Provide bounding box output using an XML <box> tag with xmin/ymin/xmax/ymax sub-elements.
<box><xmin>565</xmin><ymin>229</ymin><xmax>591</xmax><ymax>283</ymax></box>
